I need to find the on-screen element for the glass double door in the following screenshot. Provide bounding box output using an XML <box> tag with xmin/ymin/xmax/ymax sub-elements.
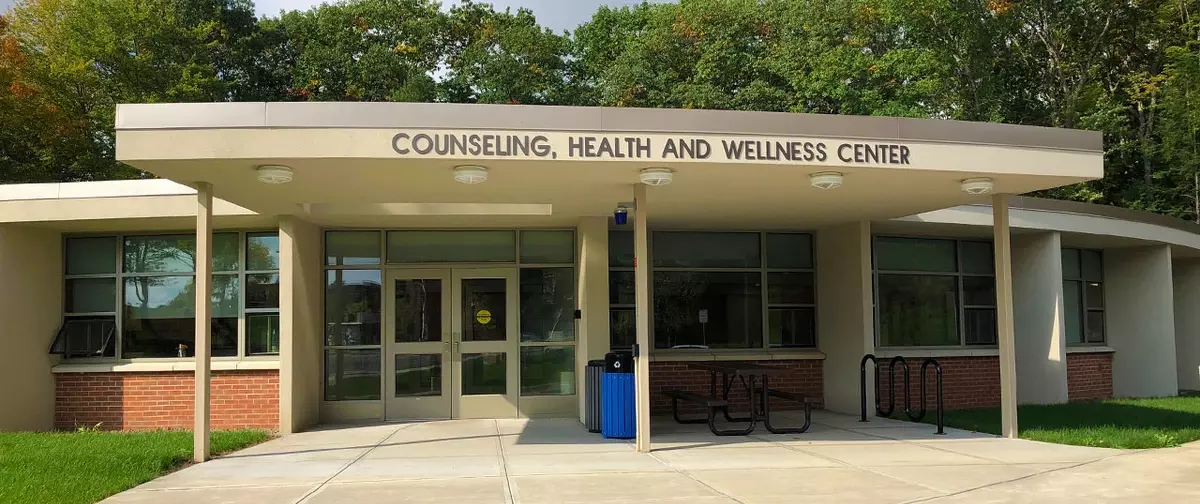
<box><xmin>384</xmin><ymin>268</ymin><xmax>519</xmax><ymax>420</ymax></box>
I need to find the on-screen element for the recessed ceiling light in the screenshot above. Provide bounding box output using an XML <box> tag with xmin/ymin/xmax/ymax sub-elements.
<box><xmin>256</xmin><ymin>165</ymin><xmax>293</xmax><ymax>184</ymax></box>
<box><xmin>454</xmin><ymin>165</ymin><xmax>489</xmax><ymax>185</ymax></box>
<box><xmin>639</xmin><ymin>167</ymin><xmax>674</xmax><ymax>186</ymax></box>
<box><xmin>961</xmin><ymin>178</ymin><xmax>995</xmax><ymax>195</ymax></box>
<box><xmin>810</xmin><ymin>171</ymin><xmax>844</xmax><ymax>190</ymax></box>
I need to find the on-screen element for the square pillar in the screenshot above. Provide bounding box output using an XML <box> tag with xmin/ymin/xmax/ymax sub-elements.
<box><xmin>280</xmin><ymin>216</ymin><xmax>323</xmax><ymax>434</ymax></box>
<box><xmin>0</xmin><ymin>226</ymin><xmax>61</xmax><ymax>431</ymax></box>
<box><xmin>1012</xmin><ymin>232</ymin><xmax>1068</xmax><ymax>404</ymax></box>
<box><xmin>1174</xmin><ymin>259</ymin><xmax>1200</xmax><ymax>392</ymax></box>
<box><xmin>1107</xmin><ymin>245</ymin><xmax>1178</xmax><ymax>397</ymax></box>
<box><xmin>815</xmin><ymin>221</ymin><xmax>874</xmax><ymax>414</ymax></box>
<box><xmin>576</xmin><ymin>217</ymin><xmax>610</xmax><ymax>423</ymax></box>
<box><xmin>633</xmin><ymin>184</ymin><xmax>651</xmax><ymax>453</ymax></box>
<box><xmin>194</xmin><ymin>182</ymin><xmax>213</xmax><ymax>462</ymax></box>
<box><xmin>993</xmin><ymin>194</ymin><xmax>1018</xmax><ymax>438</ymax></box>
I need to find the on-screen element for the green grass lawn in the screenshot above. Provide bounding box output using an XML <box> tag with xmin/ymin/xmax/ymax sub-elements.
<box><xmin>925</xmin><ymin>396</ymin><xmax>1200</xmax><ymax>449</ymax></box>
<box><xmin>0</xmin><ymin>430</ymin><xmax>270</xmax><ymax>504</ymax></box>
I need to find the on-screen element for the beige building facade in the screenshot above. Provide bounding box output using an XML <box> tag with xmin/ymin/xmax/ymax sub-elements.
<box><xmin>0</xmin><ymin>103</ymin><xmax>1197</xmax><ymax>456</ymax></box>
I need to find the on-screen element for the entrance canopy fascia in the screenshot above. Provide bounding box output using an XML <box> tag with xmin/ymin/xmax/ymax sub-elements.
<box><xmin>115</xmin><ymin>102</ymin><xmax>1104</xmax><ymax>228</ymax></box>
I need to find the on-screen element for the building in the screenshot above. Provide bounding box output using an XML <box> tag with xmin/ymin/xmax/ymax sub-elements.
<box><xmin>1</xmin><ymin>103</ymin><xmax>1196</xmax><ymax>455</ymax></box>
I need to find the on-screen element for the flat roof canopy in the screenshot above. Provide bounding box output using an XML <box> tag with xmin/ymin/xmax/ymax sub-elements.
<box><xmin>115</xmin><ymin>103</ymin><xmax>1104</xmax><ymax>228</ymax></box>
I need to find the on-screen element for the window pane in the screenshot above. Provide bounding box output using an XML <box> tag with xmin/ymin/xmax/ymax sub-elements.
<box><xmin>521</xmin><ymin>346</ymin><xmax>576</xmax><ymax>396</ymax></box>
<box><xmin>387</xmin><ymin>230</ymin><xmax>515</xmax><ymax>263</ymax></box>
<box><xmin>462</xmin><ymin>353</ymin><xmax>506</xmax><ymax>395</ymax></box>
<box><xmin>325</xmin><ymin>231</ymin><xmax>381</xmax><ymax>266</ymax></box>
<box><xmin>247</xmin><ymin>314</ymin><xmax>280</xmax><ymax>355</ymax></box>
<box><xmin>1062</xmin><ymin>249</ymin><xmax>1082</xmax><ymax>279</ymax></box>
<box><xmin>247</xmin><ymin>232</ymin><xmax>280</xmax><ymax>270</ymax></box>
<box><xmin>766</xmin><ymin>233</ymin><xmax>813</xmax><ymax>269</ymax></box>
<box><xmin>520</xmin><ymin>231</ymin><xmax>574</xmax><ymax>264</ymax></box>
<box><xmin>122</xmin><ymin>276</ymin><xmax>194</xmax><ymax>358</ymax></box>
<box><xmin>875</xmin><ymin>237</ymin><xmax>956</xmax><ymax>273</ymax></box>
<box><xmin>609</xmin><ymin>271</ymin><xmax>635</xmax><ymax>305</ymax></box>
<box><xmin>767</xmin><ymin>272</ymin><xmax>814</xmax><ymax>305</ymax></box>
<box><xmin>66</xmin><ymin>278</ymin><xmax>115</xmax><ymax>313</ymax></box>
<box><xmin>213</xmin><ymin>315</ymin><xmax>238</xmax><ymax>357</ymax></box>
<box><xmin>213</xmin><ymin>233</ymin><xmax>240</xmax><ymax>272</ymax></box>
<box><xmin>462</xmin><ymin>278</ymin><xmax>507</xmax><ymax>342</ymax></box>
<box><xmin>768</xmin><ymin>308</ymin><xmax>815</xmax><ymax>347</ymax></box>
<box><xmin>610</xmin><ymin>309</ymin><xmax>635</xmax><ymax>348</ymax></box>
<box><xmin>653</xmin><ymin>271</ymin><xmax>762</xmax><ymax>349</ymax></box>
<box><xmin>123</xmin><ymin>235</ymin><xmax>196</xmax><ymax>273</ymax></box>
<box><xmin>1085</xmin><ymin>282</ymin><xmax>1104</xmax><ymax>309</ymax></box>
<box><xmin>1082</xmin><ymin>250</ymin><xmax>1103</xmax><ymax>282</ymax></box>
<box><xmin>962</xmin><ymin>276</ymin><xmax>996</xmax><ymax>306</ymax></box>
<box><xmin>652</xmin><ymin>232</ymin><xmax>760</xmax><ymax>268</ymax></box>
<box><xmin>325</xmin><ymin>269</ymin><xmax>382</xmax><ymax>346</ymax></box>
<box><xmin>609</xmin><ymin>231</ymin><xmax>634</xmax><ymax>267</ymax></box>
<box><xmin>53</xmin><ymin>317</ymin><xmax>116</xmax><ymax>358</ymax></box>
<box><xmin>66</xmin><ymin>237</ymin><xmax>116</xmax><ymax>275</ymax></box>
<box><xmin>961</xmin><ymin>241</ymin><xmax>994</xmax><ymax>274</ymax></box>
<box><xmin>1086</xmin><ymin>310</ymin><xmax>1106</xmax><ymax>343</ymax></box>
<box><xmin>1064</xmin><ymin>280</ymin><xmax>1083</xmax><ymax>344</ymax></box>
<box><xmin>395</xmin><ymin>354</ymin><xmax>441</xmax><ymax>397</ymax></box>
<box><xmin>394</xmin><ymin>279</ymin><xmax>443</xmax><ymax>343</ymax></box>
<box><xmin>325</xmin><ymin>349</ymin><xmax>381</xmax><ymax>401</ymax></box>
<box><xmin>964</xmin><ymin>308</ymin><xmax>997</xmax><ymax>345</ymax></box>
<box><xmin>520</xmin><ymin>268</ymin><xmax>575</xmax><ymax>342</ymax></box>
<box><xmin>212</xmin><ymin>275</ymin><xmax>239</xmax><ymax>319</ymax></box>
<box><xmin>246</xmin><ymin>273</ymin><xmax>280</xmax><ymax>309</ymax></box>
<box><xmin>877</xmin><ymin>274</ymin><xmax>958</xmax><ymax>346</ymax></box>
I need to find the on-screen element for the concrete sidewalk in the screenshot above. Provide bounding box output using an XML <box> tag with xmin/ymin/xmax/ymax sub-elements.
<box><xmin>100</xmin><ymin>411</ymin><xmax>1199</xmax><ymax>503</ymax></box>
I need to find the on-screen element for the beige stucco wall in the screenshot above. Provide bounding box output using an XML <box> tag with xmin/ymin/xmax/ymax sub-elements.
<box><xmin>280</xmin><ymin>217</ymin><xmax>323</xmax><ymax>433</ymax></box>
<box><xmin>816</xmin><ymin>221</ymin><xmax>875</xmax><ymax>414</ymax></box>
<box><xmin>1106</xmin><ymin>246</ymin><xmax>1179</xmax><ymax>397</ymax></box>
<box><xmin>0</xmin><ymin>225</ymin><xmax>62</xmax><ymax>431</ymax></box>
<box><xmin>1173</xmin><ymin>259</ymin><xmax>1200</xmax><ymax>392</ymax></box>
<box><xmin>576</xmin><ymin>217</ymin><xmax>610</xmax><ymax>422</ymax></box>
<box><xmin>1012</xmin><ymin>232</ymin><xmax>1068</xmax><ymax>404</ymax></box>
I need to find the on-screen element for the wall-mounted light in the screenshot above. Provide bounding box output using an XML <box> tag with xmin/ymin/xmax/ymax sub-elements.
<box><xmin>961</xmin><ymin>177</ymin><xmax>995</xmax><ymax>195</ymax></box>
<box><xmin>809</xmin><ymin>171</ymin><xmax>844</xmax><ymax>190</ymax></box>
<box><xmin>614</xmin><ymin>204</ymin><xmax>630</xmax><ymax>225</ymax></box>
<box><xmin>454</xmin><ymin>165</ymin><xmax>489</xmax><ymax>185</ymax></box>
<box><xmin>640</xmin><ymin>167</ymin><xmax>674</xmax><ymax>186</ymax></box>
<box><xmin>256</xmin><ymin>165</ymin><xmax>293</xmax><ymax>184</ymax></box>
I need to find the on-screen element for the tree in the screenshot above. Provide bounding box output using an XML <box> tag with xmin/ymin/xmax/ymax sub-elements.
<box><xmin>1158</xmin><ymin>3</ymin><xmax>1200</xmax><ymax>221</ymax></box>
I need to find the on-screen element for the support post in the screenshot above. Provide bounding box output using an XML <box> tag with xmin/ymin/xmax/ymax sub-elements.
<box><xmin>993</xmin><ymin>193</ymin><xmax>1018</xmax><ymax>438</ymax></box>
<box><xmin>194</xmin><ymin>182</ymin><xmax>213</xmax><ymax>462</ymax></box>
<box><xmin>633</xmin><ymin>184</ymin><xmax>652</xmax><ymax>453</ymax></box>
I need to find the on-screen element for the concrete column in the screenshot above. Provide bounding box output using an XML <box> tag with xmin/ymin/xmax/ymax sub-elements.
<box><xmin>1174</xmin><ymin>259</ymin><xmax>1200</xmax><ymax>393</ymax></box>
<box><xmin>816</xmin><ymin>221</ymin><xmax>874</xmax><ymax>415</ymax></box>
<box><xmin>194</xmin><ymin>182</ymin><xmax>213</xmax><ymax>462</ymax></box>
<box><xmin>993</xmin><ymin>194</ymin><xmax>1018</xmax><ymax>438</ymax></box>
<box><xmin>633</xmin><ymin>184</ymin><xmax>651</xmax><ymax>453</ymax></box>
<box><xmin>280</xmin><ymin>217</ymin><xmax>323</xmax><ymax>434</ymax></box>
<box><xmin>1012</xmin><ymin>232</ymin><xmax>1068</xmax><ymax>404</ymax></box>
<box><xmin>0</xmin><ymin>226</ymin><xmax>61</xmax><ymax>431</ymax></box>
<box><xmin>576</xmin><ymin>217</ymin><xmax>610</xmax><ymax>423</ymax></box>
<box><xmin>1106</xmin><ymin>245</ymin><xmax>1178</xmax><ymax>397</ymax></box>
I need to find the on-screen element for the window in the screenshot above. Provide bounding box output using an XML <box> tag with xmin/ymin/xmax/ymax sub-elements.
<box><xmin>873</xmin><ymin>236</ymin><xmax>996</xmax><ymax>347</ymax></box>
<box><xmin>53</xmin><ymin>231</ymin><xmax>280</xmax><ymax>360</ymax></box>
<box><xmin>607</xmin><ymin>231</ymin><xmax>816</xmax><ymax>350</ymax></box>
<box><xmin>518</xmin><ymin>230</ymin><xmax>576</xmax><ymax>396</ymax></box>
<box><xmin>1063</xmin><ymin>248</ymin><xmax>1105</xmax><ymax>344</ymax></box>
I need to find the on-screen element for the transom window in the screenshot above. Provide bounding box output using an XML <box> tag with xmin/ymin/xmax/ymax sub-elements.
<box><xmin>1062</xmin><ymin>248</ymin><xmax>1105</xmax><ymax>345</ymax></box>
<box><xmin>53</xmin><ymin>231</ymin><xmax>281</xmax><ymax>359</ymax></box>
<box><xmin>608</xmin><ymin>231</ymin><xmax>816</xmax><ymax>350</ymax></box>
<box><xmin>872</xmin><ymin>236</ymin><xmax>997</xmax><ymax>347</ymax></box>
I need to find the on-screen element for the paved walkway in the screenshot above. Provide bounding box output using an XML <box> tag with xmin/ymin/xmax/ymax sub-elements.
<box><xmin>102</xmin><ymin>411</ymin><xmax>1200</xmax><ymax>503</ymax></box>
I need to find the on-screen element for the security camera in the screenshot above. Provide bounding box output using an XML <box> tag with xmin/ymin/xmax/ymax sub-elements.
<box><xmin>613</xmin><ymin>205</ymin><xmax>629</xmax><ymax>226</ymax></box>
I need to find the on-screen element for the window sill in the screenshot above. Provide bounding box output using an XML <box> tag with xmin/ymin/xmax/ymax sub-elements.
<box><xmin>52</xmin><ymin>359</ymin><xmax>281</xmax><ymax>374</ymax></box>
<box><xmin>873</xmin><ymin>348</ymin><xmax>999</xmax><ymax>358</ymax></box>
<box><xmin>1067</xmin><ymin>346</ymin><xmax>1115</xmax><ymax>354</ymax></box>
<box><xmin>651</xmin><ymin>348</ymin><xmax>825</xmax><ymax>362</ymax></box>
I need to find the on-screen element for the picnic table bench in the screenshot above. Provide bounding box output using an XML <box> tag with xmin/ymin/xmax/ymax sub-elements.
<box><xmin>662</xmin><ymin>361</ymin><xmax>812</xmax><ymax>436</ymax></box>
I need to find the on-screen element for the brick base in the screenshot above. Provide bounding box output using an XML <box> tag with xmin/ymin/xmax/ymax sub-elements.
<box><xmin>649</xmin><ymin>359</ymin><xmax>823</xmax><ymax>416</ymax></box>
<box><xmin>878</xmin><ymin>356</ymin><xmax>1001</xmax><ymax>411</ymax></box>
<box><xmin>55</xmin><ymin>370</ymin><xmax>279</xmax><ymax>431</ymax></box>
<box><xmin>1067</xmin><ymin>352</ymin><xmax>1113</xmax><ymax>401</ymax></box>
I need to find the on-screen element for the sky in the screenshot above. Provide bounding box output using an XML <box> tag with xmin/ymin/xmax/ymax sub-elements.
<box><xmin>256</xmin><ymin>0</ymin><xmax>664</xmax><ymax>32</ymax></box>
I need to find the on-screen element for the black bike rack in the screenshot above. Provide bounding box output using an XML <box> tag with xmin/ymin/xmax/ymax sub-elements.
<box><xmin>859</xmin><ymin>354</ymin><xmax>944</xmax><ymax>435</ymax></box>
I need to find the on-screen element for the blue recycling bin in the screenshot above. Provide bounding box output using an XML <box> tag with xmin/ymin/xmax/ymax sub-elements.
<box><xmin>601</xmin><ymin>352</ymin><xmax>636</xmax><ymax>439</ymax></box>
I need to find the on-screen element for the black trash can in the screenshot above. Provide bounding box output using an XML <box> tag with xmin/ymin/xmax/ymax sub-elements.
<box><xmin>601</xmin><ymin>351</ymin><xmax>635</xmax><ymax>439</ymax></box>
<box><xmin>585</xmin><ymin>360</ymin><xmax>605</xmax><ymax>433</ymax></box>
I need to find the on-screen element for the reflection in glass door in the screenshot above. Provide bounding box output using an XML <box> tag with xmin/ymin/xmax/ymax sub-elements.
<box><xmin>384</xmin><ymin>270</ymin><xmax>452</xmax><ymax>420</ymax></box>
<box><xmin>453</xmin><ymin>269</ymin><xmax>519</xmax><ymax>419</ymax></box>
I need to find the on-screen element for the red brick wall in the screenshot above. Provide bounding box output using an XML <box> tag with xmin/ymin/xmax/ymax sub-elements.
<box><xmin>876</xmin><ymin>356</ymin><xmax>1001</xmax><ymax>411</ymax></box>
<box><xmin>650</xmin><ymin>359</ymin><xmax>823</xmax><ymax>415</ymax></box>
<box><xmin>55</xmin><ymin>370</ymin><xmax>279</xmax><ymax>431</ymax></box>
<box><xmin>1067</xmin><ymin>352</ymin><xmax>1113</xmax><ymax>401</ymax></box>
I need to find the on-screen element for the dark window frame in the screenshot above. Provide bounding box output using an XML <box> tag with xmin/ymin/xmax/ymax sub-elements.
<box><xmin>1062</xmin><ymin>248</ymin><xmax>1106</xmax><ymax>346</ymax></box>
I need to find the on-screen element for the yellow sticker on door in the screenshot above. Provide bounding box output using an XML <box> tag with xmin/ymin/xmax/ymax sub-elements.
<box><xmin>475</xmin><ymin>309</ymin><xmax>492</xmax><ymax>325</ymax></box>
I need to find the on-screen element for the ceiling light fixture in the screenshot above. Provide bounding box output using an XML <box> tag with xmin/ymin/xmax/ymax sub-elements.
<box><xmin>639</xmin><ymin>167</ymin><xmax>674</xmax><ymax>186</ymax></box>
<box><xmin>454</xmin><ymin>165</ymin><xmax>489</xmax><ymax>185</ymax></box>
<box><xmin>256</xmin><ymin>165</ymin><xmax>294</xmax><ymax>184</ymax></box>
<box><xmin>809</xmin><ymin>171</ymin><xmax>844</xmax><ymax>190</ymax></box>
<box><xmin>961</xmin><ymin>178</ymin><xmax>995</xmax><ymax>195</ymax></box>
